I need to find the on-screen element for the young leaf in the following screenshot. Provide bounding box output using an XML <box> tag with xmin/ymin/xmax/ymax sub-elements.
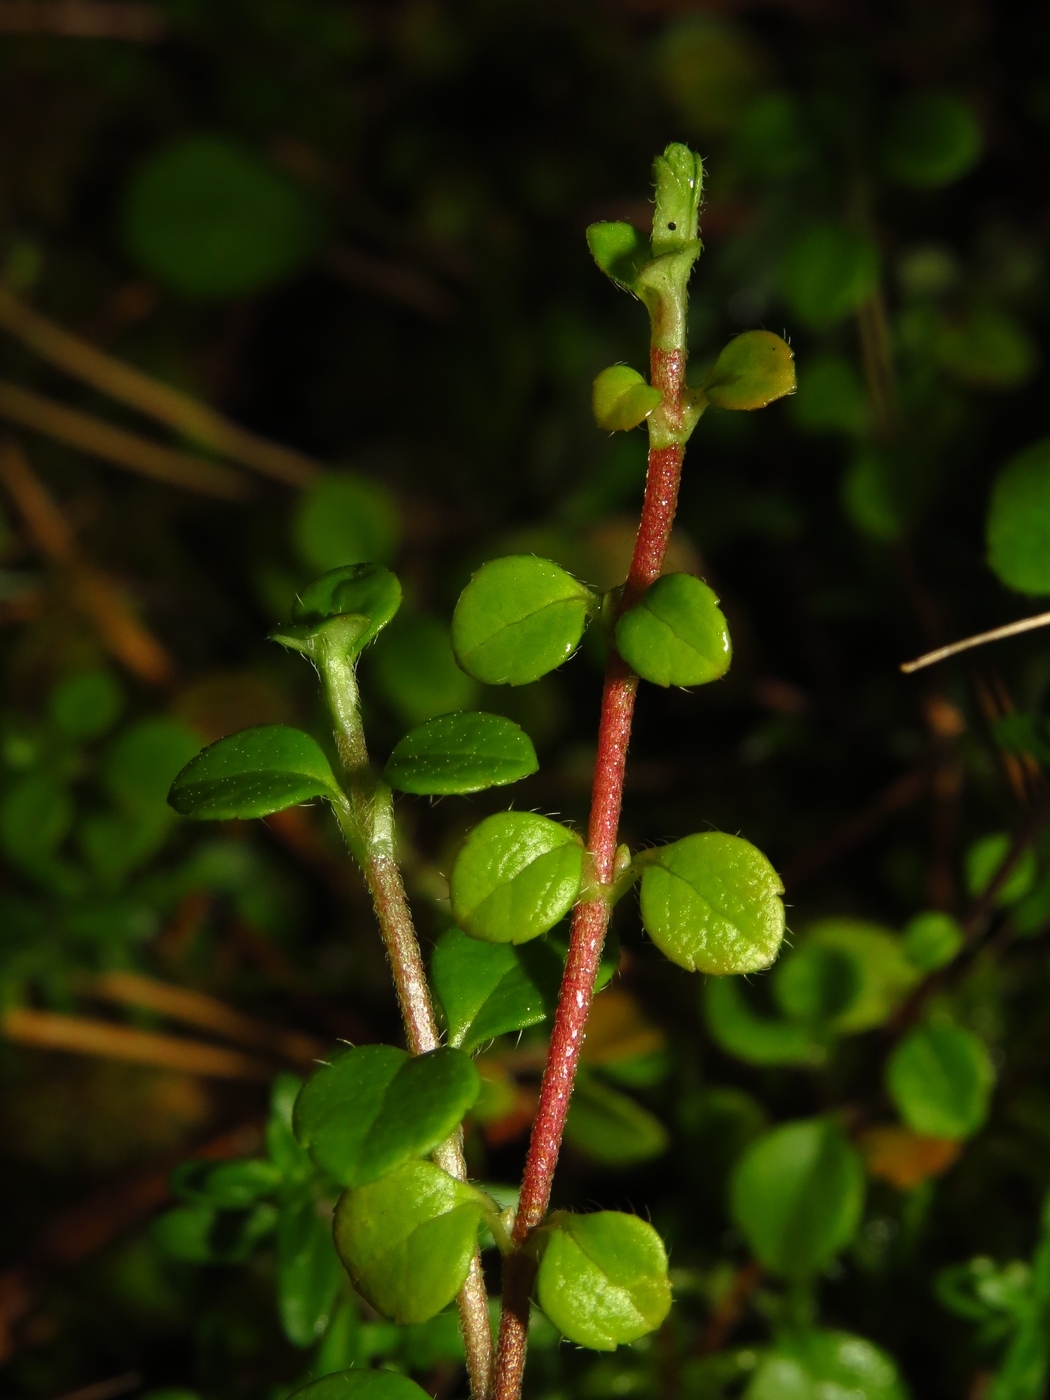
<box><xmin>534</xmin><ymin>1210</ymin><xmax>672</xmax><ymax>1350</ymax></box>
<box><xmin>903</xmin><ymin>911</ymin><xmax>964</xmax><ymax>973</ymax></box>
<box><xmin>639</xmin><ymin>832</ymin><xmax>785</xmax><ymax>974</ymax></box>
<box><xmin>730</xmin><ymin>1118</ymin><xmax>865</xmax><ymax>1278</ymax></box>
<box><xmin>704</xmin><ymin>979</ymin><xmax>827</xmax><ymax>1068</ymax></box>
<box><xmin>277</xmin><ymin>1189</ymin><xmax>342</xmax><ymax>1348</ymax></box>
<box><xmin>430</xmin><ymin>926</ymin><xmax>618</xmax><ymax>1050</ymax></box>
<box><xmin>615</xmin><ymin>574</ymin><xmax>732</xmax><ymax>687</ymax></box>
<box><xmin>564</xmin><ymin>1072</ymin><xmax>670</xmax><ymax>1165</ymax></box>
<box><xmin>384</xmin><ymin>711</ymin><xmax>538</xmax><ymax>795</ymax></box>
<box><xmin>702</xmin><ymin>330</ymin><xmax>796</xmax><ymax>410</ymax></box>
<box><xmin>293</xmin><ymin>1044</ymin><xmax>480</xmax><ymax>1187</ymax></box>
<box><xmin>450</xmin><ymin>811</ymin><xmax>584</xmax><ymax>944</ymax></box>
<box><xmin>586</xmin><ymin>221</ymin><xmax>650</xmax><ymax>294</ymax></box>
<box><xmin>886</xmin><ymin>1023</ymin><xmax>994</xmax><ymax>1140</ymax></box>
<box><xmin>290</xmin><ymin>1371</ymin><xmax>433</xmax><ymax>1400</ymax></box>
<box><xmin>746</xmin><ymin>1329</ymin><xmax>907</xmax><ymax>1400</ymax></box>
<box><xmin>167</xmin><ymin>725</ymin><xmax>343</xmax><ymax>820</ymax></box>
<box><xmin>592</xmin><ymin>365</ymin><xmax>663</xmax><ymax>432</ymax></box>
<box><xmin>333</xmin><ymin>1160</ymin><xmax>490</xmax><ymax>1324</ymax></box>
<box><xmin>451</xmin><ymin>555</ymin><xmax>597</xmax><ymax>686</ymax></box>
<box><xmin>273</xmin><ymin>563</ymin><xmax>402</xmax><ymax>659</ymax></box>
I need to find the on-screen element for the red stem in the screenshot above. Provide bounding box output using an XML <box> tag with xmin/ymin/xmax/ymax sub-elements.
<box><xmin>493</xmin><ymin>348</ymin><xmax>687</xmax><ymax>1400</ymax></box>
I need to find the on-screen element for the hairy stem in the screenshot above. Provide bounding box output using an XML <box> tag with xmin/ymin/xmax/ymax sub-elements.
<box><xmin>492</xmin><ymin>334</ymin><xmax>689</xmax><ymax>1400</ymax></box>
<box><xmin>321</xmin><ymin>643</ymin><xmax>493</xmax><ymax>1400</ymax></box>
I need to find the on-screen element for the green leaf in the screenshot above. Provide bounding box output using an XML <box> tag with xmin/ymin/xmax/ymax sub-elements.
<box><xmin>152</xmin><ymin>1202</ymin><xmax>277</xmax><ymax>1264</ymax></box>
<box><xmin>450</xmin><ymin>811</ymin><xmax>584</xmax><ymax>944</ymax></box>
<box><xmin>534</xmin><ymin>1210</ymin><xmax>672</xmax><ymax>1350</ymax></box>
<box><xmin>704</xmin><ymin>980</ymin><xmax>827</xmax><ymax>1068</ymax></box>
<box><xmin>903</xmin><ymin>911</ymin><xmax>964</xmax><ymax>973</ymax></box>
<box><xmin>653</xmin><ymin>20</ymin><xmax>763</xmax><ymax>137</ymax></box>
<box><xmin>48</xmin><ymin>669</ymin><xmax>124</xmax><ymax>740</ymax></box>
<box><xmin>745</xmin><ymin>1329</ymin><xmax>907</xmax><ymax>1400</ymax></box>
<box><xmin>293</xmin><ymin>471</ymin><xmax>400</xmax><ymax>574</ymax></box>
<box><xmin>168</xmin><ymin>725</ymin><xmax>342</xmax><ymax>820</ymax></box>
<box><xmin>886</xmin><ymin>1023</ymin><xmax>995</xmax><ymax>1140</ymax></box>
<box><xmin>987</xmin><ymin>439</ymin><xmax>1050</xmax><ymax>594</ymax></box>
<box><xmin>639</xmin><ymin>832</ymin><xmax>785</xmax><ymax>974</ymax></box>
<box><xmin>170</xmin><ymin>1157</ymin><xmax>281</xmax><ymax>1208</ymax></box>
<box><xmin>273</xmin><ymin>564</ymin><xmax>403</xmax><ymax>660</ymax></box>
<box><xmin>935</xmin><ymin>308</ymin><xmax>1037</xmax><ymax>391</ymax></box>
<box><xmin>0</xmin><ymin>773</ymin><xmax>73</xmax><ymax>870</ymax></box>
<box><xmin>564</xmin><ymin>1072</ymin><xmax>670</xmax><ymax>1165</ymax></box>
<box><xmin>121</xmin><ymin>136</ymin><xmax>325</xmax><ymax>300</ymax></box>
<box><xmin>615</xmin><ymin>574</ymin><xmax>732</xmax><ymax>687</ymax></box>
<box><xmin>290</xmin><ymin>1371</ymin><xmax>433</xmax><ymax>1400</ymax></box>
<box><xmin>966</xmin><ymin>832</ymin><xmax>1037</xmax><ymax>906</ymax></box>
<box><xmin>333</xmin><ymin>1160</ymin><xmax>490</xmax><ymax>1324</ymax></box>
<box><xmin>277</xmin><ymin>1190</ymin><xmax>342</xmax><ymax>1347</ymax></box>
<box><xmin>430</xmin><ymin>926</ymin><xmax>618</xmax><ymax>1051</ymax></box>
<box><xmin>586</xmin><ymin>221</ymin><xmax>650</xmax><ymax>294</ymax></box>
<box><xmin>384</xmin><ymin>712</ymin><xmax>538</xmax><ymax>795</ymax></box>
<box><xmin>592</xmin><ymin>366</ymin><xmax>663</xmax><ymax>432</ymax></box>
<box><xmin>451</xmin><ymin>555</ymin><xmax>597</xmax><ymax>686</ymax></box>
<box><xmin>780</xmin><ymin>223</ymin><xmax>879</xmax><ymax>329</ymax></box>
<box><xmin>702</xmin><ymin>331</ymin><xmax>796</xmax><ymax>411</ymax></box>
<box><xmin>790</xmin><ymin>353</ymin><xmax>870</xmax><ymax>436</ymax></box>
<box><xmin>370</xmin><ymin>614</ymin><xmax>479</xmax><ymax>725</ymax></box>
<box><xmin>777</xmin><ymin>920</ymin><xmax>918</xmax><ymax>1034</ymax></box>
<box><xmin>730</xmin><ymin>1118</ymin><xmax>865</xmax><ymax>1277</ymax></box>
<box><xmin>650</xmin><ymin>142</ymin><xmax>704</xmax><ymax>256</ymax></box>
<box><xmin>266</xmin><ymin>1072</ymin><xmax>312</xmax><ymax>1180</ymax></box>
<box><xmin>882</xmin><ymin>92</ymin><xmax>983</xmax><ymax>189</ymax></box>
<box><xmin>292</xmin><ymin>1044</ymin><xmax>480</xmax><ymax>1187</ymax></box>
<box><xmin>105</xmin><ymin>718</ymin><xmax>203</xmax><ymax>817</ymax></box>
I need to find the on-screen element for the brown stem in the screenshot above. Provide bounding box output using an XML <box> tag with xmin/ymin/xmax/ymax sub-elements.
<box><xmin>493</xmin><ymin>345</ymin><xmax>688</xmax><ymax>1400</ymax></box>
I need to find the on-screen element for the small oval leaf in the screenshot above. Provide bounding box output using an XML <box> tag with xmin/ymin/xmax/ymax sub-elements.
<box><xmin>730</xmin><ymin>1118</ymin><xmax>865</xmax><ymax>1278</ymax></box>
<box><xmin>274</xmin><ymin>563</ymin><xmax>403</xmax><ymax>659</ymax></box>
<box><xmin>886</xmin><ymin>1023</ymin><xmax>994</xmax><ymax>1140</ymax></box>
<box><xmin>987</xmin><ymin>438</ymin><xmax>1050</xmax><ymax>595</ymax></box>
<box><xmin>384</xmin><ymin>711</ymin><xmax>538</xmax><ymax>795</ymax></box>
<box><xmin>452</xmin><ymin>556</ymin><xmax>596</xmax><ymax>686</ymax></box>
<box><xmin>291</xmin><ymin>1369</ymin><xmax>434</xmax><ymax>1400</ymax></box>
<box><xmin>535</xmin><ymin>1210</ymin><xmax>672</xmax><ymax>1350</ymax></box>
<box><xmin>592</xmin><ymin>365</ymin><xmax>663</xmax><ymax>432</ymax></box>
<box><xmin>702</xmin><ymin>330</ymin><xmax>796</xmax><ymax>410</ymax></box>
<box><xmin>293</xmin><ymin>1044</ymin><xmax>480</xmax><ymax>1186</ymax></box>
<box><xmin>615</xmin><ymin>574</ymin><xmax>732</xmax><ymax>687</ymax></box>
<box><xmin>746</xmin><ymin>1329</ymin><xmax>907</xmax><ymax>1400</ymax></box>
<box><xmin>586</xmin><ymin>221</ymin><xmax>650</xmax><ymax>293</ymax></box>
<box><xmin>333</xmin><ymin>1161</ymin><xmax>489</xmax><ymax>1324</ymax></box>
<box><xmin>450</xmin><ymin>812</ymin><xmax>584</xmax><ymax>945</ymax></box>
<box><xmin>639</xmin><ymin>832</ymin><xmax>785</xmax><ymax>974</ymax></box>
<box><xmin>167</xmin><ymin>726</ymin><xmax>342</xmax><ymax>820</ymax></box>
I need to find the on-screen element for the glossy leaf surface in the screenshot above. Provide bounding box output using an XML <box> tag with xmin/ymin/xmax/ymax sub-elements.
<box><xmin>703</xmin><ymin>330</ymin><xmax>796</xmax><ymax>410</ymax></box>
<box><xmin>452</xmin><ymin>555</ymin><xmax>596</xmax><ymax>685</ymax></box>
<box><xmin>333</xmin><ymin>1161</ymin><xmax>488</xmax><ymax>1324</ymax></box>
<box><xmin>639</xmin><ymin>832</ymin><xmax>785</xmax><ymax>973</ymax></box>
<box><xmin>535</xmin><ymin>1210</ymin><xmax>672</xmax><ymax>1350</ymax></box>
<box><xmin>293</xmin><ymin>1044</ymin><xmax>480</xmax><ymax>1186</ymax></box>
<box><xmin>615</xmin><ymin>574</ymin><xmax>732</xmax><ymax>687</ymax></box>
<box><xmin>291</xmin><ymin>1371</ymin><xmax>433</xmax><ymax>1400</ymax></box>
<box><xmin>730</xmin><ymin>1118</ymin><xmax>865</xmax><ymax>1277</ymax></box>
<box><xmin>431</xmin><ymin>926</ymin><xmax>617</xmax><ymax>1050</ymax></box>
<box><xmin>592</xmin><ymin>365</ymin><xmax>662</xmax><ymax>431</ymax></box>
<box><xmin>275</xmin><ymin>563</ymin><xmax>402</xmax><ymax>660</ymax></box>
<box><xmin>886</xmin><ymin>1023</ymin><xmax>994</xmax><ymax>1140</ymax></box>
<box><xmin>168</xmin><ymin>726</ymin><xmax>342</xmax><ymax>820</ymax></box>
<box><xmin>384</xmin><ymin>711</ymin><xmax>537</xmax><ymax>795</ymax></box>
<box><xmin>450</xmin><ymin>811</ymin><xmax>584</xmax><ymax>944</ymax></box>
<box><xmin>746</xmin><ymin>1329</ymin><xmax>907</xmax><ymax>1400</ymax></box>
<box><xmin>586</xmin><ymin>221</ymin><xmax>649</xmax><ymax>293</ymax></box>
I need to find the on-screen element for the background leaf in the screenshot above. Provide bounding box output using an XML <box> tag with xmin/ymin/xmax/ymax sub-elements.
<box><xmin>886</xmin><ymin>1023</ymin><xmax>995</xmax><ymax>1140</ymax></box>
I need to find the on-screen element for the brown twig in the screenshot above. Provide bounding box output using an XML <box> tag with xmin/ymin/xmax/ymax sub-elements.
<box><xmin>0</xmin><ymin>287</ymin><xmax>318</xmax><ymax>486</ymax></box>
<box><xmin>901</xmin><ymin>610</ymin><xmax>1050</xmax><ymax>674</ymax></box>
<box><xmin>0</xmin><ymin>380</ymin><xmax>250</xmax><ymax>499</ymax></box>
<box><xmin>2</xmin><ymin>1007</ymin><xmax>277</xmax><ymax>1081</ymax></box>
<box><xmin>79</xmin><ymin>971</ymin><xmax>324</xmax><ymax>1067</ymax></box>
<box><xmin>0</xmin><ymin>437</ymin><xmax>176</xmax><ymax>684</ymax></box>
<box><xmin>0</xmin><ymin>0</ymin><xmax>162</xmax><ymax>38</ymax></box>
